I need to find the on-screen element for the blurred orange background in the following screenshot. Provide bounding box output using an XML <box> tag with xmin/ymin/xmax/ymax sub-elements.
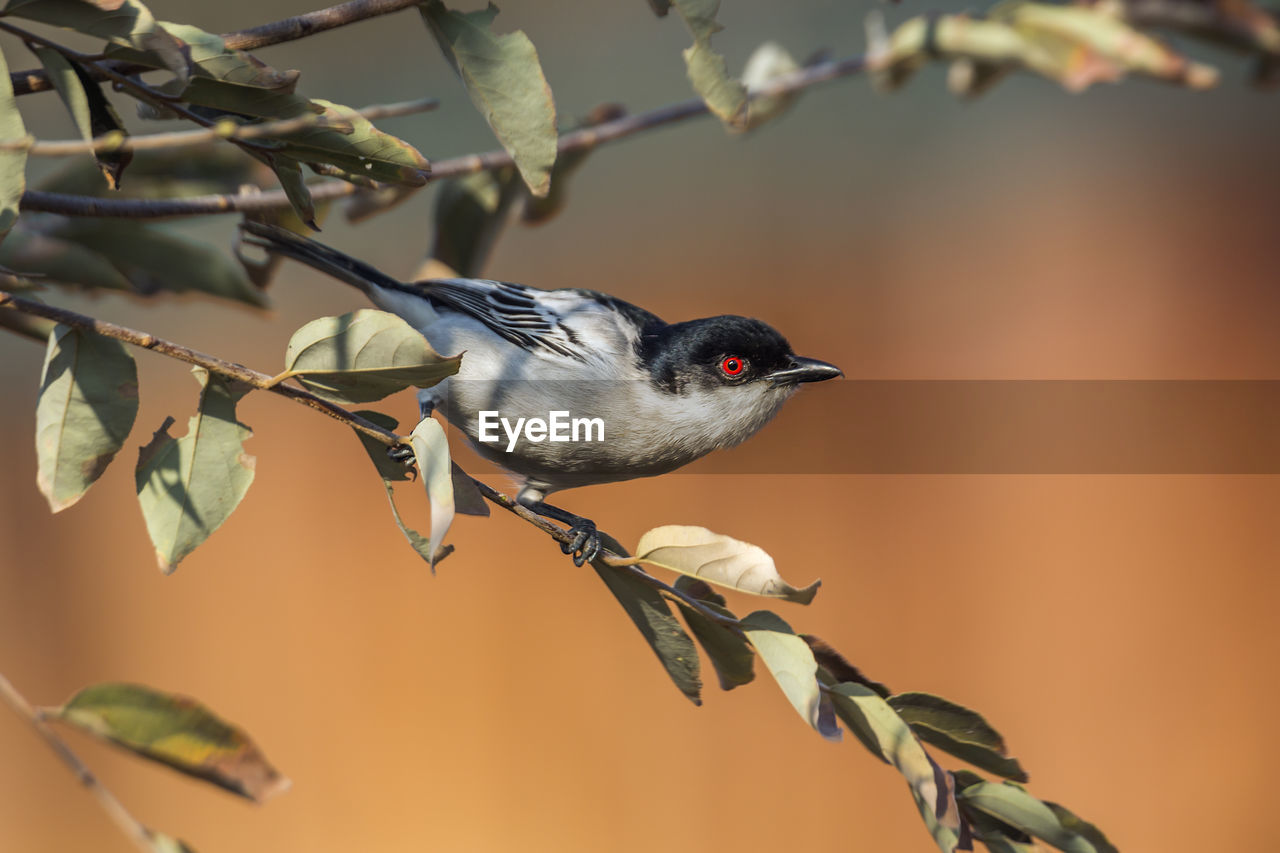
<box><xmin>2</xmin><ymin>2</ymin><xmax>1279</xmax><ymax>852</ymax></box>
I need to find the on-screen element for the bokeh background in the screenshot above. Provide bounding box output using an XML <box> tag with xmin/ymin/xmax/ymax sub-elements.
<box><xmin>2</xmin><ymin>2</ymin><xmax>1279</xmax><ymax>851</ymax></box>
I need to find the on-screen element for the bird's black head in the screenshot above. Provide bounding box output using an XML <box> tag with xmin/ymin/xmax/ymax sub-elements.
<box><xmin>640</xmin><ymin>315</ymin><xmax>841</xmax><ymax>393</ymax></box>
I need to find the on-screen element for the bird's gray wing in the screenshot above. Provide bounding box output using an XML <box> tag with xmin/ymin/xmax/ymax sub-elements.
<box><xmin>415</xmin><ymin>278</ymin><xmax>590</xmax><ymax>360</ymax></box>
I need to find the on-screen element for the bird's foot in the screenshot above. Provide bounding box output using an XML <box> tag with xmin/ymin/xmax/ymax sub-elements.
<box><xmin>387</xmin><ymin>444</ymin><xmax>416</xmax><ymax>467</ymax></box>
<box><xmin>560</xmin><ymin>519</ymin><xmax>601</xmax><ymax>567</ymax></box>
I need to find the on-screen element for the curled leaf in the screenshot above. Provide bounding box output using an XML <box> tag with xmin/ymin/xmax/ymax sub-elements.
<box><xmin>631</xmin><ymin>525</ymin><xmax>820</xmax><ymax>603</ymax></box>
<box><xmin>741</xmin><ymin>41</ymin><xmax>801</xmax><ymax>130</ymax></box>
<box><xmin>52</xmin><ymin>682</ymin><xmax>288</xmax><ymax>802</ymax></box>
<box><xmin>409</xmin><ymin>416</ymin><xmax>455</xmax><ymax>570</ymax></box>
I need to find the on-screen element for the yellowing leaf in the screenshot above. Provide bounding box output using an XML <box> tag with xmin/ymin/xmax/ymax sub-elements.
<box><xmin>282</xmin><ymin>309</ymin><xmax>461</xmax><ymax>404</ymax></box>
<box><xmin>53</xmin><ymin>682</ymin><xmax>288</xmax><ymax>802</ymax></box>
<box><xmin>351</xmin><ymin>410</ymin><xmax>444</xmax><ymax>566</ymax></box>
<box><xmin>683</xmin><ymin>35</ymin><xmax>747</xmax><ymax>130</ymax></box>
<box><xmin>632</xmin><ymin>525</ymin><xmax>820</xmax><ymax>603</ymax></box>
<box><xmin>421</xmin><ymin>1</ymin><xmax>558</xmax><ymax>196</ymax></box>
<box><xmin>134</xmin><ymin>369</ymin><xmax>256</xmax><ymax>574</ymax></box>
<box><xmin>409</xmin><ymin>416</ymin><xmax>455</xmax><ymax>570</ymax></box>
<box><xmin>741</xmin><ymin>41</ymin><xmax>801</xmax><ymax>130</ymax></box>
<box><xmin>35</xmin><ymin>325</ymin><xmax>139</xmax><ymax>512</ymax></box>
<box><xmin>0</xmin><ymin>43</ymin><xmax>27</xmax><ymax>243</ymax></box>
<box><xmin>740</xmin><ymin>610</ymin><xmax>839</xmax><ymax>740</ymax></box>
<box><xmin>828</xmin><ymin>683</ymin><xmax>964</xmax><ymax>852</ymax></box>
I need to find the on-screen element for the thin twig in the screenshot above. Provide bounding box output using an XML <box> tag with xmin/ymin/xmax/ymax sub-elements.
<box><xmin>0</xmin><ymin>672</ymin><xmax>158</xmax><ymax>853</ymax></box>
<box><xmin>6</xmin><ymin>0</ymin><xmax>423</xmax><ymax>96</ymax></box>
<box><xmin>0</xmin><ymin>289</ymin><xmax>402</xmax><ymax>447</ymax></box>
<box><xmin>0</xmin><ymin>97</ymin><xmax>440</xmax><ymax>156</ymax></box>
<box><xmin>17</xmin><ymin>52</ymin><xmax>869</xmax><ymax>219</ymax></box>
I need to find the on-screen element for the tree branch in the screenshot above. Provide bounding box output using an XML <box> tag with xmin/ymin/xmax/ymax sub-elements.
<box><xmin>7</xmin><ymin>0</ymin><xmax>423</xmax><ymax>96</ymax></box>
<box><xmin>0</xmin><ymin>672</ymin><xmax>159</xmax><ymax>853</ymax></box>
<box><xmin>16</xmin><ymin>52</ymin><xmax>868</xmax><ymax>219</ymax></box>
<box><xmin>0</xmin><ymin>97</ymin><xmax>439</xmax><ymax>156</ymax></box>
<box><xmin>0</xmin><ymin>289</ymin><xmax>745</xmax><ymax>630</ymax></box>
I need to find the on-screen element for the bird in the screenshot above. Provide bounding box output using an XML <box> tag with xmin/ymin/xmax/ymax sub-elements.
<box><xmin>241</xmin><ymin>221</ymin><xmax>842</xmax><ymax>566</ymax></box>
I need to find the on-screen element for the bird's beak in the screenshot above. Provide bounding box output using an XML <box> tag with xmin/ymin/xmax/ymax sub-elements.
<box><xmin>766</xmin><ymin>356</ymin><xmax>844</xmax><ymax>386</ymax></box>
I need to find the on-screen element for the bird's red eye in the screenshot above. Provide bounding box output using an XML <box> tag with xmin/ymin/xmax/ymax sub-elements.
<box><xmin>720</xmin><ymin>356</ymin><xmax>745</xmax><ymax>376</ymax></box>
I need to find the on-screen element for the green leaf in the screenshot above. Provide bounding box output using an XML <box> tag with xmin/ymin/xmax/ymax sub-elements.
<box><xmin>421</xmin><ymin>0</ymin><xmax>558</xmax><ymax>196</ymax></box>
<box><xmin>683</xmin><ymin>35</ymin><xmax>747</xmax><ymax>130</ymax></box>
<box><xmin>959</xmin><ymin>780</ymin><xmax>1099</xmax><ymax>853</ymax></box>
<box><xmin>134</xmin><ymin>369</ymin><xmax>256</xmax><ymax>574</ymax></box>
<box><xmin>0</xmin><ymin>44</ymin><xmax>27</xmax><ymax>244</ymax></box>
<box><xmin>427</xmin><ymin>166</ymin><xmax>521</xmax><ymax>278</ymax></box>
<box><xmin>274</xmin><ymin>99</ymin><xmax>430</xmax><ymax>188</ymax></box>
<box><xmin>38</xmin><ymin>147</ymin><xmax>261</xmax><ymax>200</ymax></box>
<box><xmin>672</xmin><ymin>577</ymin><xmax>754</xmax><ymax>691</ymax></box>
<box><xmin>35</xmin><ymin>325</ymin><xmax>139</xmax><ymax>512</ymax></box>
<box><xmin>35</xmin><ymin>218</ymin><xmax>268</xmax><ymax>306</ymax></box>
<box><xmin>3</xmin><ymin>0</ymin><xmax>189</xmax><ymax>86</ymax></box>
<box><xmin>106</xmin><ymin>22</ymin><xmax>297</xmax><ymax>90</ymax></box>
<box><xmin>1043</xmin><ymin>801</ymin><xmax>1118</xmax><ymax>853</ymax></box>
<box><xmin>32</xmin><ymin>47</ymin><xmax>131</xmax><ymax>189</ymax></box>
<box><xmin>53</xmin><ymin>682</ymin><xmax>288</xmax><ymax>802</ymax></box>
<box><xmin>591</xmin><ymin>533</ymin><xmax>701</xmax><ymax>705</ymax></box>
<box><xmin>827</xmin><ymin>683</ymin><xmax>964</xmax><ymax>852</ymax></box>
<box><xmin>106</xmin><ymin>26</ymin><xmax>428</xmax><ymax>188</ymax></box>
<box><xmin>409</xmin><ymin>416</ymin><xmax>455</xmax><ymax>570</ymax></box>
<box><xmin>739</xmin><ymin>611</ymin><xmax>839</xmax><ymax>740</ymax></box>
<box><xmin>282</xmin><ymin>309</ymin><xmax>461</xmax><ymax>404</ymax></box>
<box><xmin>632</xmin><ymin>525</ymin><xmax>820</xmax><ymax>603</ymax></box>
<box><xmin>889</xmin><ymin>692</ymin><xmax>1028</xmax><ymax>782</ymax></box>
<box><xmin>0</xmin><ymin>223</ymin><xmax>132</xmax><ymax>291</ymax></box>
<box><xmin>964</xmin><ymin>808</ymin><xmax>1037</xmax><ymax>853</ymax></box>
<box><xmin>351</xmin><ymin>410</ymin><xmax>441</xmax><ymax>566</ymax></box>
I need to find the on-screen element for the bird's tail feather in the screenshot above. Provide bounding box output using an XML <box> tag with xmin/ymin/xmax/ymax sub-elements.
<box><xmin>240</xmin><ymin>221</ymin><xmax>405</xmax><ymax>297</ymax></box>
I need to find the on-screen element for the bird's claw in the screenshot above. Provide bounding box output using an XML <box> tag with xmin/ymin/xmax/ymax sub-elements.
<box><xmin>560</xmin><ymin>520</ymin><xmax>601</xmax><ymax>567</ymax></box>
<box><xmin>387</xmin><ymin>444</ymin><xmax>416</xmax><ymax>467</ymax></box>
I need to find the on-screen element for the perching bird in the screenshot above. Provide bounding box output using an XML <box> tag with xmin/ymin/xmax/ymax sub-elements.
<box><xmin>242</xmin><ymin>222</ymin><xmax>842</xmax><ymax>565</ymax></box>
